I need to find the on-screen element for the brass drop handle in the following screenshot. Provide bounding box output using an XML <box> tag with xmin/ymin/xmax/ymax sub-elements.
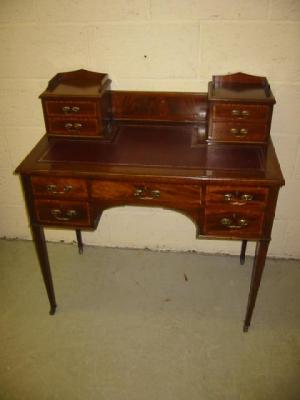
<box><xmin>220</xmin><ymin>217</ymin><xmax>249</xmax><ymax>229</ymax></box>
<box><xmin>230</xmin><ymin>128</ymin><xmax>248</xmax><ymax>137</ymax></box>
<box><xmin>224</xmin><ymin>193</ymin><xmax>234</xmax><ymax>201</ymax></box>
<box><xmin>62</xmin><ymin>106</ymin><xmax>71</xmax><ymax>113</ymax></box>
<box><xmin>237</xmin><ymin>218</ymin><xmax>248</xmax><ymax>226</ymax></box>
<box><xmin>64</xmin><ymin>123</ymin><xmax>73</xmax><ymax>130</ymax></box>
<box><xmin>240</xmin><ymin>193</ymin><xmax>254</xmax><ymax>201</ymax></box>
<box><xmin>47</xmin><ymin>184</ymin><xmax>72</xmax><ymax>194</ymax></box>
<box><xmin>224</xmin><ymin>192</ymin><xmax>254</xmax><ymax>202</ymax></box>
<box><xmin>231</xmin><ymin>109</ymin><xmax>250</xmax><ymax>117</ymax></box>
<box><xmin>133</xmin><ymin>188</ymin><xmax>144</xmax><ymax>197</ymax></box>
<box><xmin>64</xmin><ymin>123</ymin><xmax>83</xmax><ymax>130</ymax></box>
<box><xmin>51</xmin><ymin>209</ymin><xmax>77</xmax><ymax>221</ymax></box>
<box><xmin>133</xmin><ymin>188</ymin><xmax>161</xmax><ymax>199</ymax></box>
<box><xmin>230</xmin><ymin>128</ymin><xmax>239</xmax><ymax>135</ymax></box>
<box><xmin>198</xmin><ymin>110</ymin><xmax>207</xmax><ymax>119</ymax></box>
<box><xmin>220</xmin><ymin>217</ymin><xmax>232</xmax><ymax>226</ymax></box>
<box><xmin>151</xmin><ymin>190</ymin><xmax>161</xmax><ymax>198</ymax></box>
<box><xmin>239</xmin><ymin>128</ymin><xmax>248</xmax><ymax>136</ymax></box>
<box><xmin>62</xmin><ymin>106</ymin><xmax>80</xmax><ymax>113</ymax></box>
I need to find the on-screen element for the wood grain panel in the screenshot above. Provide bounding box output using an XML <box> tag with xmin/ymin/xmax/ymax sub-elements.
<box><xmin>112</xmin><ymin>91</ymin><xmax>207</xmax><ymax>123</ymax></box>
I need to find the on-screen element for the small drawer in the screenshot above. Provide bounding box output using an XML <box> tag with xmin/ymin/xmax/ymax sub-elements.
<box><xmin>35</xmin><ymin>200</ymin><xmax>91</xmax><ymax>227</ymax></box>
<box><xmin>44</xmin><ymin>100</ymin><xmax>97</xmax><ymax>116</ymax></box>
<box><xmin>31</xmin><ymin>176</ymin><xmax>88</xmax><ymax>199</ymax></box>
<box><xmin>210</xmin><ymin>122</ymin><xmax>268</xmax><ymax>142</ymax></box>
<box><xmin>91</xmin><ymin>180</ymin><xmax>201</xmax><ymax>207</ymax></box>
<box><xmin>204</xmin><ymin>208</ymin><xmax>264</xmax><ymax>238</ymax></box>
<box><xmin>206</xmin><ymin>186</ymin><xmax>268</xmax><ymax>208</ymax></box>
<box><xmin>212</xmin><ymin>104</ymin><xmax>269</xmax><ymax>121</ymax></box>
<box><xmin>47</xmin><ymin>118</ymin><xmax>99</xmax><ymax>136</ymax></box>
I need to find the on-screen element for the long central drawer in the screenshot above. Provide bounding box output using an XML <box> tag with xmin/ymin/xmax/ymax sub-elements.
<box><xmin>91</xmin><ymin>180</ymin><xmax>201</xmax><ymax>207</ymax></box>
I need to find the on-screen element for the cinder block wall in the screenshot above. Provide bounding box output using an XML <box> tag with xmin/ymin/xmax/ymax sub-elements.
<box><xmin>0</xmin><ymin>0</ymin><xmax>299</xmax><ymax>257</ymax></box>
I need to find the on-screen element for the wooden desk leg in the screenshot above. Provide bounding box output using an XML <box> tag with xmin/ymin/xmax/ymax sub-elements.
<box><xmin>243</xmin><ymin>240</ymin><xmax>270</xmax><ymax>332</ymax></box>
<box><xmin>240</xmin><ymin>240</ymin><xmax>247</xmax><ymax>265</ymax></box>
<box><xmin>75</xmin><ymin>229</ymin><xmax>84</xmax><ymax>254</ymax></box>
<box><xmin>31</xmin><ymin>224</ymin><xmax>57</xmax><ymax>315</ymax></box>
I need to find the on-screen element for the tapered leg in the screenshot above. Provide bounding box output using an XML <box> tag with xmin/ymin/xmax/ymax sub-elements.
<box><xmin>76</xmin><ymin>229</ymin><xmax>84</xmax><ymax>254</ymax></box>
<box><xmin>240</xmin><ymin>240</ymin><xmax>247</xmax><ymax>265</ymax></box>
<box><xmin>31</xmin><ymin>224</ymin><xmax>57</xmax><ymax>315</ymax></box>
<box><xmin>243</xmin><ymin>240</ymin><xmax>270</xmax><ymax>332</ymax></box>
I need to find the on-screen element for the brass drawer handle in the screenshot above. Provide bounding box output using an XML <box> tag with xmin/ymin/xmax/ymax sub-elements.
<box><xmin>64</xmin><ymin>123</ymin><xmax>83</xmax><ymax>130</ymax></box>
<box><xmin>62</xmin><ymin>106</ymin><xmax>80</xmax><ymax>114</ymax></box>
<box><xmin>224</xmin><ymin>193</ymin><xmax>234</xmax><ymax>201</ymax></box>
<box><xmin>198</xmin><ymin>110</ymin><xmax>207</xmax><ymax>119</ymax></box>
<box><xmin>241</xmin><ymin>110</ymin><xmax>250</xmax><ymax>116</ymax></box>
<box><xmin>133</xmin><ymin>188</ymin><xmax>161</xmax><ymax>200</ymax></box>
<box><xmin>62</xmin><ymin>106</ymin><xmax>71</xmax><ymax>113</ymax></box>
<box><xmin>239</xmin><ymin>128</ymin><xmax>248</xmax><ymax>136</ymax></box>
<box><xmin>240</xmin><ymin>193</ymin><xmax>254</xmax><ymax>201</ymax></box>
<box><xmin>133</xmin><ymin>188</ymin><xmax>144</xmax><ymax>197</ymax></box>
<box><xmin>230</xmin><ymin>128</ymin><xmax>248</xmax><ymax>137</ymax></box>
<box><xmin>231</xmin><ymin>109</ymin><xmax>250</xmax><ymax>117</ymax></box>
<box><xmin>224</xmin><ymin>192</ymin><xmax>254</xmax><ymax>202</ymax></box>
<box><xmin>47</xmin><ymin>184</ymin><xmax>72</xmax><ymax>194</ymax></box>
<box><xmin>65</xmin><ymin>123</ymin><xmax>73</xmax><ymax>130</ymax></box>
<box><xmin>51</xmin><ymin>209</ymin><xmax>77</xmax><ymax>221</ymax></box>
<box><xmin>151</xmin><ymin>190</ymin><xmax>161</xmax><ymax>198</ymax></box>
<box><xmin>220</xmin><ymin>217</ymin><xmax>249</xmax><ymax>229</ymax></box>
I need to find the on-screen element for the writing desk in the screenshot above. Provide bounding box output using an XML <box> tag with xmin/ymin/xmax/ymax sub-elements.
<box><xmin>15</xmin><ymin>70</ymin><xmax>284</xmax><ymax>331</ymax></box>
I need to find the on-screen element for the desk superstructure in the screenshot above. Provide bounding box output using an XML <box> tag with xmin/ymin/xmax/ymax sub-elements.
<box><xmin>16</xmin><ymin>70</ymin><xmax>284</xmax><ymax>331</ymax></box>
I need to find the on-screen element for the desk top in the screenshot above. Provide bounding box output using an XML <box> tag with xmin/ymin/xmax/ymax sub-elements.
<box><xmin>16</xmin><ymin>123</ymin><xmax>284</xmax><ymax>186</ymax></box>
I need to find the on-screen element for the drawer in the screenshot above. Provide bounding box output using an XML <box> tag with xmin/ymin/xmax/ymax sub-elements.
<box><xmin>112</xmin><ymin>92</ymin><xmax>207</xmax><ymax>122</ymax></box>
<box><xmin>206</xmin><ymin>186</ymin><xmax>268</xmax><ymax>208</ymax></box>
<box><xmin>212</xmin><ymin>104</ymin><xmax>269</xmax><ymax>121</ymax></box>
<box><xmin>91</xmin><ymin>180</ymin><xmax>201</xmax><ymax>207</ymax></box>
<box><xmin>35</xmin><ymin>200</ymin><xmax>91</xmax><ymax>227</ymax></box>
<box><xmin>44</xmin><ymin>100</ymin><xmax>97</xmax><ymax>116</ymax></box>
<box><xmin>31</xmin><ymin>176</ymin><xmax>88</xmax><ymax>199</ymax></box>
<box><xmin>210</xmin><ymin>122</ymin><xmax>268</xmax><ymax>142</ymax></box>
<box><xmin>204</xmin><ymin>208</ymin><xmax>264</xmax><ymax>238</ymax></box>
<box><xmin>47</xmin><ymin>118</ymin><xmax>99</xmax><ymax>136</ymax></box>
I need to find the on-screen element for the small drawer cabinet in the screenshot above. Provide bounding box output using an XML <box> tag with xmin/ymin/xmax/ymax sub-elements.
<box><xmin>40</xmin><ymin>69</ymin><xmax>112</xmax><ymax>138</ymax></box>
<box><xmin>203</xmin><ymin>185</ymin><xmax>268</xmax><ymax>239</ymax></box>
<box><xmin>208</xmin><ymin>73</ymin><xmax>275</xmax><ymax>143</ymax></box>
<box><xmin>31</xmin><ymin>176</ymin><xmax>92</xmax><ymax>228</ymax></box>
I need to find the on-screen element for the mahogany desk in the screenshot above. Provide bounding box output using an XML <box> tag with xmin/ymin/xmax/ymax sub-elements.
<box><xmin>15</xmin><ymin>70</ymin><xmax>284</xmax><ymax>331</ymax></box>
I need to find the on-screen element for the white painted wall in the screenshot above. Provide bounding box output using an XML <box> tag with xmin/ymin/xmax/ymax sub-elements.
<box><xmin>0</xmin><ymin>0</ymin><xmax>299</xmax><ymax>257</ymax></box>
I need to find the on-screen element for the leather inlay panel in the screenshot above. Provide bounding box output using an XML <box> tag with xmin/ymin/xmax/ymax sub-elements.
<box><xmin>39</xmin><ymin>126</ymin><xmax>264</xmax><ymax>171</ymax></box>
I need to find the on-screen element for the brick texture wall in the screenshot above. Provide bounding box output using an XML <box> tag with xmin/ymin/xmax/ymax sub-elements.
<box><xmin>0</xmin><ymin>0</ymin><xmax>299</xmax><ymax>257</ymax></box>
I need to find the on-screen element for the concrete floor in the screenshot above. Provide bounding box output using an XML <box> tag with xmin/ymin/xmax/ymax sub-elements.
<box><xmin>0</xmin><ymin>239</ymin><xmax>299</xmax><ymax>400</ymax></box>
